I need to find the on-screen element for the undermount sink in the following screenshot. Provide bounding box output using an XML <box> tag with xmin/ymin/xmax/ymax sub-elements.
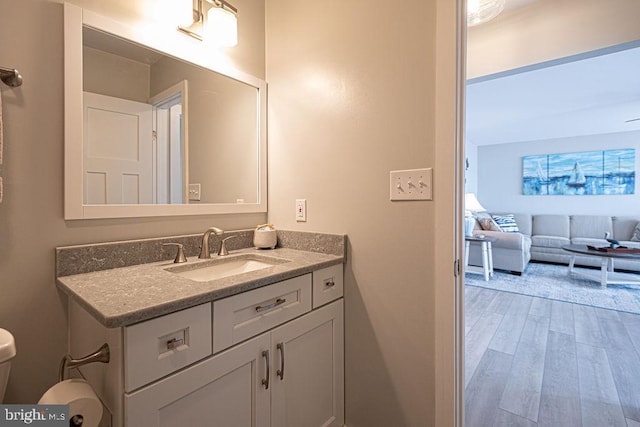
<box><xmin>165</xmin><ymin>254</ymin><xmax>290</xmax><ymax>282</ymax></box>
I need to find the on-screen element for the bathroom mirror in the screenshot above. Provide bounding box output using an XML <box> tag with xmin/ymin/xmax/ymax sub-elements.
<box><xmin>64</xmin><ymin>4</ymin><xmax>267</xmax><ymax>219</ymax></box>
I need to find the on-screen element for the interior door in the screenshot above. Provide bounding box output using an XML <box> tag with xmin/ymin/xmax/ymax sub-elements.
<box><xmin>83</xmin><ymin>92</ymin><xmax>153</xmax><ymax>204</ymax></box>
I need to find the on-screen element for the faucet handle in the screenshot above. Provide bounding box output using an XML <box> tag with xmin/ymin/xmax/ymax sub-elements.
<box><xmin>163</xmin><ymin>243</ymin><xmax>188</xmax><ymax>263</ymax></box>
<box><xmin>218</xmin><ymin>236</ymin><xmax>237</xmax><ymax>256</ymax></box>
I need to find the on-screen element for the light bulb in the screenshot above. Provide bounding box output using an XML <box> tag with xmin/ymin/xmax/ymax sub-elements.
<box><xmin>467</xmin><ymin>0</ymin><xmax>505</xmax><ymax>27</ymax></box>
<box><xmin>207</xmin><ymin>6</ymin><xmax>238</xmax><ymax>47</ymax></box>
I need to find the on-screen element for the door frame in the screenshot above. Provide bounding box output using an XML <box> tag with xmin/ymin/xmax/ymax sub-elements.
<box><xmin>150</xmin><ymin>80</ymin><xmax>189</xmax><ymax>204</ymax></box>
<box><xmin>434</xmin><ymin>0</ymin><xmax>465</xmax><ymax>425</ymax></box>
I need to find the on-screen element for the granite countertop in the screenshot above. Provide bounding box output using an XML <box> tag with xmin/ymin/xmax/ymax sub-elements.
<box><xmin>57</xmin><ymin>247</ymin><xmax>344</xmax><ymax>328</ymax></box>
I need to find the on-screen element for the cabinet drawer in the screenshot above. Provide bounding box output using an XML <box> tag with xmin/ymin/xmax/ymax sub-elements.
<box><xmin>213</xmin><ymin>274</ymin><xmax>312</xmax><ymax>353</ymax></box>
<box><xmin>312</xmin><ymin>264</ymin><xmax>344</xmax><ymax>308</ymax></box>
<box><xmin>124</xmin><ymin>303</ymin><xmax>212</xmax><ymax>392</ymax></box>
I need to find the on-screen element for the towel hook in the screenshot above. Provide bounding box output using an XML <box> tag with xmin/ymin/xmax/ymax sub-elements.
<box><xmin>0</xmin><ymin>66</ymin><xmax>23</xmax><ymax>87</ymax></box>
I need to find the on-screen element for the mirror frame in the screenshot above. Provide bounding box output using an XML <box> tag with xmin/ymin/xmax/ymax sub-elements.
<box><xmin>64</xmin><ymin>3</ymin><xmax>267</xmax><ymax>219</ymax></box>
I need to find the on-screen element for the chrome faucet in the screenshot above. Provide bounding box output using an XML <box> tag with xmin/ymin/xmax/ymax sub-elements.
<box><xmin>199</xmin><ymin>227</ymin><xmax>224</xmax><ymax>259</ymax></box>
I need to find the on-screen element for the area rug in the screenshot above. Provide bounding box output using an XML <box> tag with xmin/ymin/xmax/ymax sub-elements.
<box><xmin>466</xmin><ymin>262</ymin><xmax>640</xmax><ymax>314</ymax></box>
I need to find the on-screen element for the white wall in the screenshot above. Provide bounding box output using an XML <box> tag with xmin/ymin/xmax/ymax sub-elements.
<box><xmin>477</xmin><ymin>130</ymin><xmax>640</xmax><ymax>215</ymax></box>
<box><xmin>467</xmin><ymin>0</ymin><xmax>640</xmax><ymax>79</ymax></box>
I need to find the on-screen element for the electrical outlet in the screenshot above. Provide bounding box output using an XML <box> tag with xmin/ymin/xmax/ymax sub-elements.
<box><xmin>189</xmin><ymin>183</ymin><xmax>201</xmax><ymax>201</ymax></box>
<box><xmin>389</xmin><ymin>168</ymin><xmax>432</xmax><ymax>201</ymax></box>
<box><xmin>296</xmin><ymin>199</ymin><xmax>307</xmax><ymax>222</ymax></box>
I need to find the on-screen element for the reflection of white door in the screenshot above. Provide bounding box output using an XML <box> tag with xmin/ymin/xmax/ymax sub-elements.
<box><xmin>83</xmin><ymin>92</ymin><xmax>153</xmax><ymax>204</ymax></box>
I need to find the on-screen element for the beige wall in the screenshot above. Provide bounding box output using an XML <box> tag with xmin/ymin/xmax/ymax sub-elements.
<box><xmin>265</xmin><ymin>0</ymin><xmax>449</xmax><ymax>425</ymax></box>
<box><xmin>467</xmin><ymin>0</ymin><xmax>640</xmax><ymax>79</ymax></box>
<box><xmin>0</xmin><ymin>0</ymin><xmax>266</xmax><ymax>403</ymax></box>
<box><xmin>83</xmin><ymin>46</ymin><xmax>150</xmax><ymax>103</ymax></box>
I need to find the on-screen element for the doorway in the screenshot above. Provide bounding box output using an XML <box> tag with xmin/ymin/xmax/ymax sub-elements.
<box><xmin>461</xmin><ymin>2</ymin><xmax>640</xmax><ymax>426</ymax></box>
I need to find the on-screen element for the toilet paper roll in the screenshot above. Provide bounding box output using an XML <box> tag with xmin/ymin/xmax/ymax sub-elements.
<box><xmin>38</xmin><ymin>379</ymin><xmax>102</xmax><ymax>427</ymax></box>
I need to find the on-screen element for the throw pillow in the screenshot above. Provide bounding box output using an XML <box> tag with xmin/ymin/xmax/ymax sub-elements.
<box><xmin>492</xmin><ymin>214</ymin><xmax>520</xmax><ymax>233</ymax></box>
<box><xmin>632</xmin><ymin>222</ymin><xmax>640</xmax><ymax>242</ymax></box>
<box><xmin>475</xmin><ymin>212</ymin><xmax>502</xmax><ymax>232</ymax></box>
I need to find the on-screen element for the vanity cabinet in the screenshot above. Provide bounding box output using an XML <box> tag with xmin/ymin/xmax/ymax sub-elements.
<box><xmin>68</xmin><ymin>265</ymin><xmax>344</xmax><ymax>427</ymax></box>
<box><xmin>125</xmin><ymin>300</ymin><xmax>343</xmax><ymax>427</ymax></box>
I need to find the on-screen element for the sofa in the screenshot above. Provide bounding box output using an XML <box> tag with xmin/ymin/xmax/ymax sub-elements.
<box><xmin>468</xmin><ymin>214</ymin><xmax>640</xmax><ymax>274</ymax></box>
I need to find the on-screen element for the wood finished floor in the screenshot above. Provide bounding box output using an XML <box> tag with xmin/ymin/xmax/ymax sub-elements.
<box><xmin>465</xmin><ymin>285</ymin><xmax>640</xmax><ymax>427</ymax></box>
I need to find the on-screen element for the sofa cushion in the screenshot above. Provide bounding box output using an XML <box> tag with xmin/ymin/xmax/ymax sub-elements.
<box><xmin>570</xmin><ymin>215</ymin><xmax>612</xmax><ymax>239</ymax></box>
<box><xmin>492</xmin><ymin>214</ymin><xmax>519</xmax><ymax>232</ymax></box>
<box><xmin>613</xmin><ymin>217</ymin><xmax>640</xmax><ymax>240</ymax></box>
<box><xmin>571</xmin><ymin>237</ymin><xmax>607</xmax><ymax>247</ymax></box>
<box><xmin>475</xmin><ymin>212</ymin><xmax>501</xmax><ymax>231</ymax></box>
<box><xmin>533</xmin><ymin>215</ymin><xmax>570</xmax><ymax>238</ymax></box>
<box><xmin>632</xmin><ymin>222</ymin><xmax>640</xmax><ymax>242</ymax></box>
<box><xmin>532</xmin><ymin>235</ymin><xmax>570</xmax><ymax>249</ymax></box>
<box><xmin>514</xmin><ymin>213</ymin><xmax>532</xmax><ymax>236</ymax></box>
<box><xmin>491</xmin><ymin>213</ymin><xmax>532</xmax><ymax>235</ymax></box>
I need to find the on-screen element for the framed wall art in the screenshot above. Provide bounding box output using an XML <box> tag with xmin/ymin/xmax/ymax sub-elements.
<box><xmin>523</xmin><ymin>148</ymin><xmax>635</xmax><ymax>196</ymax></box>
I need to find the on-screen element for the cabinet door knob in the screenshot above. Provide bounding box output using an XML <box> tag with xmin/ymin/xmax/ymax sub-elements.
<box><xmin>325</xmin><ymin>280</ymin><xmax>335</xmax><ymax>288</ymax></box>
<box><xmin>276</xmin><ymin>342</ymin><xmax>285</xmax><ymax>380</ymax></box>
<box><xmin>261</xmin><ymin>350</ymin><xmax>270</xmax><ymax>389</ymax></box>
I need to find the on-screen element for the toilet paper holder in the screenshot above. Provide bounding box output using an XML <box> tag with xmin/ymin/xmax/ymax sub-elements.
<box><xmin>59</xmin><ymin>343</ymin><xmax>110</xmax><ymax>381</ymax></box>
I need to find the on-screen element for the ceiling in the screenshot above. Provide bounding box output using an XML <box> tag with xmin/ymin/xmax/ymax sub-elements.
<box><xmin>465</xmin><ymin>1</ymin><xmax>640</xmax><ymax>146</ymax></box>
<box><xmin>466</xmin><ymin>45</ymin><xmax>640</xmax><ymax>146</ymax></box>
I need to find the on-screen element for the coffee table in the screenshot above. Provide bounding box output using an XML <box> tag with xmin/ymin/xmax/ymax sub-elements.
<box><xmin>562</xmin><ymin>244</ymin><xmax>640</xmax><ymax>288</ymax></box>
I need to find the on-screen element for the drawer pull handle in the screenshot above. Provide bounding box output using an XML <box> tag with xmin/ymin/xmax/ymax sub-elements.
<box><xmin>166</xmin><ymin>338</ymin><xmax>184</xmax><ymax>350</ymax></box>
<box><xmin>325</xmin><ymin>280</ymin><xmax>336</xmax><ymax>288</ymax></box>
<box><xmin>255</xmin><ymin>298</ymin><xmax>286</xmax><ymax>313</ymax></box>
<box><xmin>277</xmin><ymin>342</ymin><xmax>285</xmax><ymax>380</ymax></box>
<box><xmin>261</xmin><ymin>350</ymin><xmax>270</xmax><ymax>389</ymax></box>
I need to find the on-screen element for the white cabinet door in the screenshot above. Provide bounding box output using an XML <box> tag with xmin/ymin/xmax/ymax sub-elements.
<box><xmin>125</xmin><ymin>333</ymin><xmax>270</xmax><ymax>427</ymax></box>
<box><xmin>270</xmin><ymin>299</ymin><xmax>344</xmax><ymax>427</ymax></box>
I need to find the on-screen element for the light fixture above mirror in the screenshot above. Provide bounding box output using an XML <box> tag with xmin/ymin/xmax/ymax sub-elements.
<box><xmin>178</xmin><ymin>0</ymin><xmax>238</xmax><ymax>47</ymax></box>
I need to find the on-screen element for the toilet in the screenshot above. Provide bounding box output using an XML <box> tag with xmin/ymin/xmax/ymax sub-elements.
<box><xmin>0</xmin><ymin>328</ymin><xmax>16</xmax><ymax>402</ymax></box>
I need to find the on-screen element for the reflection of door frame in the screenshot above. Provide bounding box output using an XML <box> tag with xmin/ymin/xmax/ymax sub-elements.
<box><xmin>150</xmin><ymin>80</ymin><xmax>189</xmax><ymax>204</ymax></box>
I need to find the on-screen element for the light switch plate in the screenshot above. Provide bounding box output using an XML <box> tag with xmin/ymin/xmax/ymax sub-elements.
<box><xmin>390</xmin><ymin>168</ymin><xmax>433</xmax><ymax>201</ymax></box>
<box><xmin>189</xmin><ymin>183</ymin><xmax>201</xmax><ymax>201</ymax></box>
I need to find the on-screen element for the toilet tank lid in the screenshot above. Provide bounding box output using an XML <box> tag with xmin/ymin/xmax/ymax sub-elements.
<box><xmin>0</xmin><ymin>329</ymin><xmax>16</xmax><ymax>362</ymax></box>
